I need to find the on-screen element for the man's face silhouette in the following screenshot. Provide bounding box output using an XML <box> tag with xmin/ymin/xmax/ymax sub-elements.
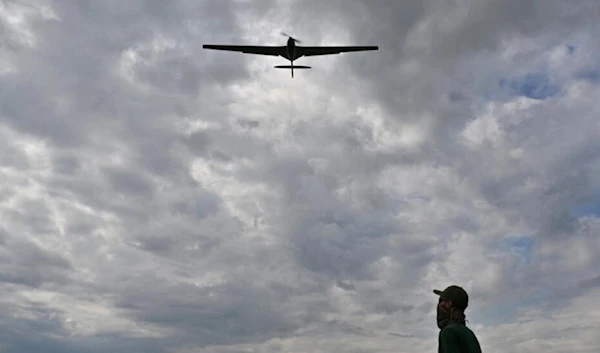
<box><xmin>436</xmin><ymin>297</ymin><xmax>453</xmax><ymax>329</ymax></box>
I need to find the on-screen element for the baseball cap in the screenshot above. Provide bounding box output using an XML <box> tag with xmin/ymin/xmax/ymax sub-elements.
<box><xmin>433</xmin><ymin>285</ymin><xmax>469</xmax><ymax>311</ymax></box>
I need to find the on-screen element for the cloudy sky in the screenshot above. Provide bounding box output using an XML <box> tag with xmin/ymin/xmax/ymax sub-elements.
<box><xmin>1</xmin><ymin>0</ymin><xmax>600</xmax><ymax>352</ymax></box>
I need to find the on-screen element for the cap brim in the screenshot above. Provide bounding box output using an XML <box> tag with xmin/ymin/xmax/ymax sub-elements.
<box><xmin>433</xmin><ymin>289</ymin><xmax>443</xmax><ymax>295</ymax></box>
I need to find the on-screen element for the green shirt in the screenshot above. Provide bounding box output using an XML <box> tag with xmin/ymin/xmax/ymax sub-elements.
<box><xmin>438</xmin><ymin>323</ymin><xmax>482</xmax><ymax>353</ymax></box>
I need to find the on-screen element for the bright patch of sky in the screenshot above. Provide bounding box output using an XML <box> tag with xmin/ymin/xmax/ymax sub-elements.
<box><xmin>499</xmin><ymin>72</ymin><xmax>561</xmax><ymax>100</ymax></box>
<box><xmin>504</xmin><ymin>236</ymin><xmax>534</xmax><ymax>264</ymax></box>
<box><xmin>571</xmin><ymin>194</ymin><xmax>600</xmax><ymax>218</ymax></box>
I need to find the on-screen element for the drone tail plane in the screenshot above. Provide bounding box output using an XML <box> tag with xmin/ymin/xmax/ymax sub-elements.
<box><xmin>274</xmin><ymin>65</ymin><xmax>311</xmax><ymax>78</ymax></box>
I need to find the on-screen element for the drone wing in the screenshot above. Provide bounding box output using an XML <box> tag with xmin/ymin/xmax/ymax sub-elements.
<box><xmin>299</xmin><ymin>46</ymin><xmax>378</xmax><ymax>57</ymax></box>
<box><xmin>203</xmin><ymin>45</ymin><xmax>283</xmax><ymax>56</ymax></box>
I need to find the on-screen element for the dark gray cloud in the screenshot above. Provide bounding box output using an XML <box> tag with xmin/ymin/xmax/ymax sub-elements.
<box><xmin>0</xmin><ymin>235</ymin><xmax>72</xmax><ymax>288</ymax></box>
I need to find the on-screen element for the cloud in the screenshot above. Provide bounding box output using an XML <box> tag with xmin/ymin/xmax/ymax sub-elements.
<box><xmin>1</xmin><ymin>0</ymin><xmax>600</xmax><ymax>352</ymax></box>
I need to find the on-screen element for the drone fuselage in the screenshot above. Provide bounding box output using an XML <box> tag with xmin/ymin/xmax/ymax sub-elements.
<box><xmin>283</xmin><ymin>37</ymin><xmax>301</xmax><ymax>61</ymax></box>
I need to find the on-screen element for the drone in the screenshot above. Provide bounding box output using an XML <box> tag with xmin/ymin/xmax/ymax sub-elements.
<box><xmin>203</xmin><ymin>32</ymin><xmax>378</xmax><ymax>78</ymax></box>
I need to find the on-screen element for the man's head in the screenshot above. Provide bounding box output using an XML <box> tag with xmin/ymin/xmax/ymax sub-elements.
<box><xmin>434</xmin><ymin>285</ymin><xmax>468</xmax><ymax>329</ymax></box>
<box><xmin>433</xmin><ymin>285</ymin><xmax>469</xmax><ymax>311</ymax></box>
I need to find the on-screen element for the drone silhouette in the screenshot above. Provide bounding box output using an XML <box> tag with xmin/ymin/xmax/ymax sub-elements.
<box><xmin>203</xmin><ymin>32</ymin><xmax>378</xmax><ymax>78</ymax></box>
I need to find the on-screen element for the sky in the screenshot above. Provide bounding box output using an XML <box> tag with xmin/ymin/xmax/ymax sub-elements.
<box><xmin>1</xmin><ymin>0</ymin><xmax>600</xmax><ymax>352</ymax></box>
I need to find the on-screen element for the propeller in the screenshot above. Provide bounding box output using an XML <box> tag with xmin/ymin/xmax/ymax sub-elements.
<box><xmin>281</xmin><ymin>32</ymin><xmax>301</xmax><ymax>43</ymax></box>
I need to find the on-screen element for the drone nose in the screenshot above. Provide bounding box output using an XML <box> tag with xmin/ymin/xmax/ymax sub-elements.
<box><xmin>281</xmin><ymin>32</ymin><xmax>301</xmax><ymax>43</ymax></box>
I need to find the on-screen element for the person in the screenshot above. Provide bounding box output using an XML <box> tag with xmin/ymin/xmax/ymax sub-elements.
<box><xmin>433</xmin><ymin>285</ymin><xmax>482</xmax><ymax>353</ymax></box>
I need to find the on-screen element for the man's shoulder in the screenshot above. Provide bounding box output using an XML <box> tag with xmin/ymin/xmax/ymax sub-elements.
<box><xmin>441</xmin><ymin>323</ymin><xmax>478</xmax><ymax>340</ymax></box>
<box><xmin>441</xmin><ymin>323</ymin><xmax>482</xmax><ymax>353</ymax></box>
<box><xmin>441</xmin><ymin>323</ymin><xmax>470</xmax><ymax>332</ymax></box>
<box><xmin>443</xmin><ymin>323</ymin><xmax>475</xmax><ymax>331</ymax></box>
